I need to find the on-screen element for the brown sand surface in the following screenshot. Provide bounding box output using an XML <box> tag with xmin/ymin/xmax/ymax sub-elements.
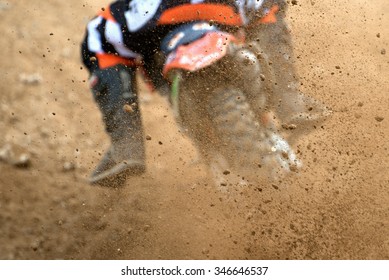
<box><xmin>0</xmin><ymin>0</ymin><xmax>388</xmax><ymax>259</ymax></box>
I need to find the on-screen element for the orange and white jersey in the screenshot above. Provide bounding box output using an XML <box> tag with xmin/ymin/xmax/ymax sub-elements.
<box><xmin>81</xmin><ymin>0</ymin><xmax>283</xmax><ymax>72</ymax></box>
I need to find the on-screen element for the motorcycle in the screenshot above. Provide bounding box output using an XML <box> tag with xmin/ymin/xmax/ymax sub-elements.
<box><xmin>158</xmin><ymin>21</ymin><xmax>301</xmax><ymax>189</ymax></box>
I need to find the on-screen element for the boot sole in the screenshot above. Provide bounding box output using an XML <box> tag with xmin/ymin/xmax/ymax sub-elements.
<box><xmin>89</xmin><ymin>160</ymin><xmax>145</xmax><ymax>187</ymax></box>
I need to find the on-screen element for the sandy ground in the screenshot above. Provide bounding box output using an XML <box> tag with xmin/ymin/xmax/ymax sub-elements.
<box><xmin>0</xmin><ymin>0</ymin><xmax>388</xmax><ymax>260</ymax></box>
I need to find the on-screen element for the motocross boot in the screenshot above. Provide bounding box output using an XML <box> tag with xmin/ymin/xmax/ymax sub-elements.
<box><xmin>249</xmin><ymin>6</ymin><xmax>331</xmax><ymax>138</ymax></box>
<box><xmin>89</xmin><ymin>65</ymin><xmax>146</xmax><ymax>187</ymax></box>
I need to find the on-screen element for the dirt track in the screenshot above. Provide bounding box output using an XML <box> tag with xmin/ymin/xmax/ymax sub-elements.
<box><xmin>0</xmin><ymin>0</ymin><xmax>388</xmax><ymax>260</ymax></box>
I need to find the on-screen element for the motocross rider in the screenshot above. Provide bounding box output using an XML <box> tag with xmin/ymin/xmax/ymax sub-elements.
<box><xmin>81</xmin><ymin>0</ymin><xmax>329</xmax><ymax>186</ymax></box>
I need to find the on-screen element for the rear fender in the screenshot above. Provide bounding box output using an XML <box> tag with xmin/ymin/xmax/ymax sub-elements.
<box><xmin>163</xmin><ymin>31</ymin><xmax>239</xmax><ymax>79</ymax></box>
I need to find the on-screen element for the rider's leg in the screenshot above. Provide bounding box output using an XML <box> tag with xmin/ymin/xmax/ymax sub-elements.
<box><xmin>89</xmin><ymin>64</ymin><xmax>146</xmax><ymax>186</ymax></box>
<box><xmin>249</xmin><ymin>2</ymin><xmax>331</xmax><ymax>135</ymax></box>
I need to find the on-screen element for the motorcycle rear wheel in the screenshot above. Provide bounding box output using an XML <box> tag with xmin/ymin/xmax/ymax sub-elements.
<box><xmin>207</xmin><ymin>88</ymin><xmax>270</xmax><ymax>185</ymax></box>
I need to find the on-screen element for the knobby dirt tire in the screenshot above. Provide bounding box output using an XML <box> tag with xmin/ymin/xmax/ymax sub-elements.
<box><xmin>208</xmin><ymin>88</ymin><xmax>268</xmax><ymax>172</ymax></box>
